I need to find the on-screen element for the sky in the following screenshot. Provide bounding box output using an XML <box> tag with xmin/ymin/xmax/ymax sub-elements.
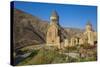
<box><xmin>12</xmin><ymin>1</ymin><xmax>97</xmax><ymax>31</ymax></box>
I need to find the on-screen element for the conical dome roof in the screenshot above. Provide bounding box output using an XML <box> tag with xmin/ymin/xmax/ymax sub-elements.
<box><xmin>51</xmin><ymin>10</ymin><xmax>59</xmax><ymax>17</ymax></box>
<box><xmin>86</xmin><ymin>21</ymin><xmax>92</xmax><ymax>26</ymax></box>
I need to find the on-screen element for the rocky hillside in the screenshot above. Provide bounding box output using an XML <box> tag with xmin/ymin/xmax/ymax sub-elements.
<box><xmin>13</xmin><ymin>8</ymin><xmax>49</xmax><ymax>50</ymax></box>
<box><xmin>64</xmin><ymin>27</ymin><xmax>84</xmax><ymax>38</ymax></box>
<box><xmin>13</xmin><ymin>8</ymin><xmax>83</xmax><ymax>50</ymax></box>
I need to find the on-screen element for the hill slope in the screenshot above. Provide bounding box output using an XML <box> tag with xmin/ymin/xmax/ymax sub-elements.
<box><xmin>13</xmin><ymin>8</ymin><xmax>49</xmax><ymax>50</ymax></box>
<box><xmin>13</xmin><ymin>8</ymin><xmax>83</xmax><ymax>50</ymax></box>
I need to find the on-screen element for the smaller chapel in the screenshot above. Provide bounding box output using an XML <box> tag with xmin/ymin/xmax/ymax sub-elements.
<box><xmin>83</xmin><ymin>21</ymin><xmax>97</xmax><ymax>45</ymax></box>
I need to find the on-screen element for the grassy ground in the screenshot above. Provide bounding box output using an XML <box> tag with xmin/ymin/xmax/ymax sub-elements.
<box><xmin>17</xmin><ymin>47</ymin><xmax>67</xmax><ymax>65</ymax></box>
<box><xmin>14</xmin><ymin>44</ymin><xmax>97</xmax><ymax>66</ymax></box>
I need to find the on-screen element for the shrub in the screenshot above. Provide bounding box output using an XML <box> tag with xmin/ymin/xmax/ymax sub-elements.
<box><xmin>17</xmin><ymin>47</ymin><xmax>67</xmax><ymax>65</ymax></box>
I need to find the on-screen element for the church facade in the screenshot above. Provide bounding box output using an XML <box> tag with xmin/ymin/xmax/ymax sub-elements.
<box><xmin>46</xmin><ymin>11</ymin><xmax>61</xmax><ymax>48</ymax></box>
<box><xmin>46</xmin><ymin>11</ymin><xmax>97</xmax><ymax>48</ymax></box>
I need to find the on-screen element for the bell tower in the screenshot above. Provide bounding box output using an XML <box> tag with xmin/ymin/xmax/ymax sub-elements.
<box><xmin>46</xmin><ymin>10</ymin><xmax>61</xmax><ymax>47</ymax></box>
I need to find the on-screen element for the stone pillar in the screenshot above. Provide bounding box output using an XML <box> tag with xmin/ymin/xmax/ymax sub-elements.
<box><xmin>75</xmin><ymin>38</ymin><xmax>78</xmax><ymax>45</ymax></box>
<box><xmin>79</xmin><ymin>38</ymin><xmax>84</xmax><ymax>45</ymax></box>
<box><xmin>64</xmin><ymin>39</ymin><xmax>69</xmax><ymax>47</ymax></box>
<box><xmin>70</xmin><ymin>38</ymin><xmax>75</xmax><ymax>46</ymax></box>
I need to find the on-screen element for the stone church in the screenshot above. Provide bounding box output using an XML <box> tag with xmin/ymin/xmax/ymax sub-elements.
<box><xmin>83</xmin><ymin>22</ymin><xmax>97</xmax><ymax>45</ymax></box>
<box><xmin>46</xmin><ymin>11</ymin><xmax>97</xmax><ymax>48</ymax></box>
<box><xmin>46</xmin><ymin>11</ymin><xmax>61</xmax><ymax>48</ymax></box>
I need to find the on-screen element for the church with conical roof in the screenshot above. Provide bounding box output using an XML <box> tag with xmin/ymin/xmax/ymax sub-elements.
<box><xmin>83</xmin><ymin>21</ymin><xmax>97</xmax><ymax>45</ymax></box>
<box><xmin>46</xmin><ymin>10</ymin><xmax>97</xmax><ymax>49</ymax></box>
<box><xmin>46</xmin><ymin>10</ymin><xmax>61</xmax><ymax>48</ymax></box>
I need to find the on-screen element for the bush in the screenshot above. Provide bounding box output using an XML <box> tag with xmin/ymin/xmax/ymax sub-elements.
<box><xmin>67</xmin><ymin>56</ymin><xmax>79</xmax><ymax>62</ymax></box>
<box><xmin>17</xmin><ymin>49</ymin><xmax>39</xmax><ymax>65</ymax></box>
<box><xmin>29</xmin><ymin>48</ymin><xmax>59</xmax><ymax>64</ymax></box>
<box><xmin>17</xmin><ymin>47</ymin><xmax>67</xmax><ymax>65</ymax></box>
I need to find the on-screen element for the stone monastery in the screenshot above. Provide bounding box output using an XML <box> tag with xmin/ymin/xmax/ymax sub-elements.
<box><xmin>46</xmin><ymin>11</ymin><xmax>97</xmax><ymax>49</ymax></box>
